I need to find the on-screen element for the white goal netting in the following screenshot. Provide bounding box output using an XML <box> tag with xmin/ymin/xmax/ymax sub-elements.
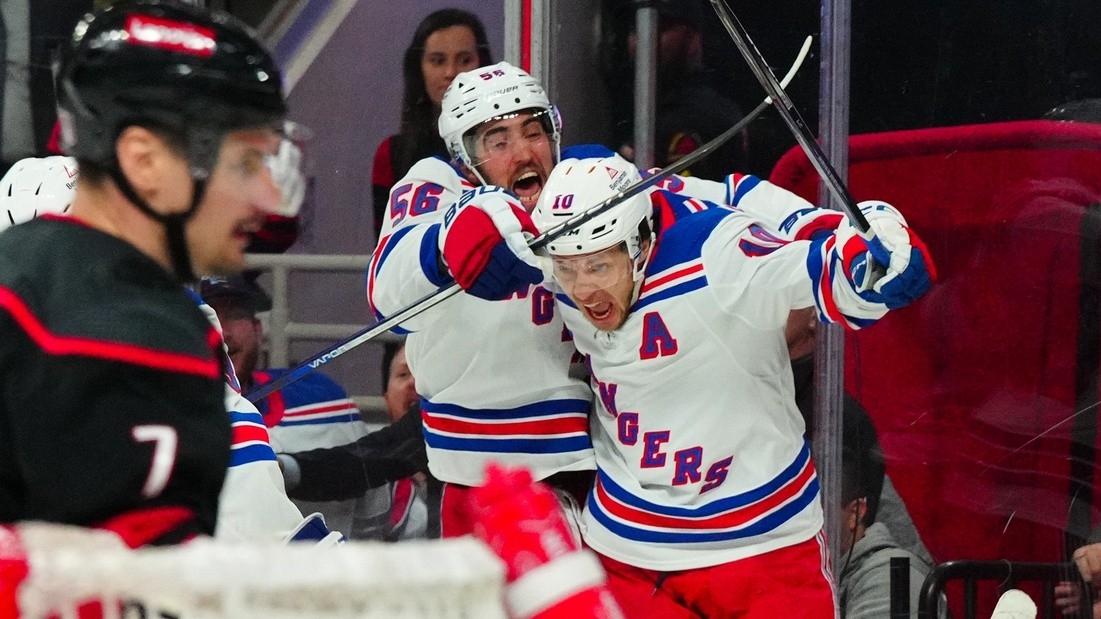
<box><xmin>9</xmin><ymin>523</ymin><xmax>507</xmax><ymax>619</ymax></box>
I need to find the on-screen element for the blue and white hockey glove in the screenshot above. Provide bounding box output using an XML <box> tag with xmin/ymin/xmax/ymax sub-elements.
<box><xmin>836</xmin><ymin>201</ymin><xmax>936</xmax><ymax>310</ymax></box>
<box><xmin>438</xmin><ymin>187</ymin><xmax>546</xmax><ymax>300</ymax></box>
<box><xmin>285</xmin><ymin>512</ymin><xmax>344</xmax><ymax>547</ymax></box>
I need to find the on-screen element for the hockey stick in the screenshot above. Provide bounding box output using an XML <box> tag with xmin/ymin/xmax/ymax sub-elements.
<box><xmin>246</xmin><ymin>37</ymin><xmax>813</xmax><ymax>402</ymax></box>
<box><xmin>708</xmin><ymin>0</ymin><xmax>872</xmax><ymax>236</ymax></box>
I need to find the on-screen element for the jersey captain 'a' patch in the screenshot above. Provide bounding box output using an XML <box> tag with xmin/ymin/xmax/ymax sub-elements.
<box><xmin>639</xmin><ymin>311</ymin><xmax>678</xmax><ymax>360</ymax></box>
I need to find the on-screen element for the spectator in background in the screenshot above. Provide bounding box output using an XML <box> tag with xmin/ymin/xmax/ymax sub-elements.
<box><xmin>378</xmin><ymin>341</ymin><xmax>428</xmax><ymax>539</ymax></box>
<box><xmin>601</xmin><ymin>0</ymin><xmax>747</xmax><ymax>179</ymax></box>
<box><xmin>786</xmin><ymin>307</ymin><xmax>937</xmax><ymax>573</ymax></box>
<box><xmin>371</xmin><ymin>8</ymin><xmax>492</xmax><ymax>236</ymax></box>
<box><xmin>836</xmin><ymin>401</ymin><xmax>930</xmax><ymax>618</ymax></box>
<box><xmin>382</xmin><ymin>341</ymin><xmax>418</xmax><ymax>423</ymax></box>
<box><xmin>276</xmin><ymin>340</ymin><xmax>430</xmax><ymax>540</ymax></box>
<box><xmin>201</xmin><ymin>275</ymin><xmax>371</xmax><ymax>536</ymax></box>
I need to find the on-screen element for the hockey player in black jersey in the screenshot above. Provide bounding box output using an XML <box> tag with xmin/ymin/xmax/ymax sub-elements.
<box><xmin>0</xmin><ymin>0</ymin><xmax>297</xmax><ymax>547</ymax></box>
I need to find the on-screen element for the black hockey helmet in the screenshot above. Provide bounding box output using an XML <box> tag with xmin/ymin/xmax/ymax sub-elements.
<box><xmin>54</xmin><ymin>0</ymin><xmax>289</xmax><ymax>283</ymax></box>
<box><xmin>56</xmin><ymin>0</ymin><xmax>286</xmax><ymax>171</ymax></box>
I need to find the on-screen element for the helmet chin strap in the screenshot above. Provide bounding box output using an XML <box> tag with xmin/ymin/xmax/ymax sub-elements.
<box><xmin>464</xmin><ymin>161</ymin><xmax>488</xmax><ymax>186</ymax></box>
<box><xmin>108</xmin><ymin>166</ymin><xmax>208</xmax><ymax>283</ymax></box>
<box><xmin>628</xmin><ymin>232</ymin><xmax>656</xmax><ymax>307</ymax></box>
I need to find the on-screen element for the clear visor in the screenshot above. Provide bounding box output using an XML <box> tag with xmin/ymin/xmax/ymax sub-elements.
<box><xmin>552</xmin><ymin>243</ymin><xmax>638</xmax><ymax>327</ymax></box>
<box><xmin>261</xmin><ymin>120</ymin><xmax>312</xmax><ymax>217</ymax></box>
<box><xmin>463</xmin><ymin>108</ymin><xmax>555</xmax><ymax>169</ymax></box>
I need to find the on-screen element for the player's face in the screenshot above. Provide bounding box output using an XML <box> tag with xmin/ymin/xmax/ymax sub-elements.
<box><xmin>421</xmin><ymin>25</ymin><xmax>480</xmax><ymax>108</ymax></box>
<box><xmin>470</xmin><ymin>112</ymin><xmax>555</xmax><ymax>212</ymax></box>
<box><xmin>553</xmin><ymin>244</ymin><xmax>638</xmax><ymax>331</ymax></box>
<box><xmin>212</xmin><ymin>303</ymin><xmax>262</xmax><ymax>377</ymax></box>
<box><xmin>384</xmin><ymin>346</ymin><xmax>418</xmax><ymax>423</ymax></box>
<box><xmin>187</xmin><ymin>128</ymin><xmax>283</xmax><ymax>275</ymax></box>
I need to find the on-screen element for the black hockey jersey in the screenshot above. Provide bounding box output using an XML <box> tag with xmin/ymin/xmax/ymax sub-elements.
<box><xmin>0</xmin><ymin>216</ymin><xmax>229</xmax><ymax>545</ymax></box>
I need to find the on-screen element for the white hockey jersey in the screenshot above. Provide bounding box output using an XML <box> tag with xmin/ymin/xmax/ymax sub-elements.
<box><xmin>368</xmin><ymin>155</ymin><xmax>594</xmax><ymax>486</ymax></box>
<box><xmin>195</xmin><ymin>299</ymin><xmax>307</xmax><ymax>542</ymax></box>
<box><xmin>255</xmin><ymin>368</ymin><xmax>377</xmax><ymax>538</ymax></box>
<box><xmin>366</xmin><ymin>151</ymin><xmax>828</xmax><ymax>488</ymax></box>
<box><xmin>557</xmin><ymin>182</ymin><xmax>889</xmax><ymax>571</ymax></box>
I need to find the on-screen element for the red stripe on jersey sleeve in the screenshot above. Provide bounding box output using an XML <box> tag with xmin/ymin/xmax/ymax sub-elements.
<box><xmin>0</xmin><ymin>286</ymin><xmax>220</xmax><ymax>379</ymax></box>
<box><xmin>232</xmin><ymin>423</ymin><xmax>272</xmax><ymax>446</ymax></box>
<box><xmin>640</xmin><ymin>263</ymin><xmax>705</xmax><ymax>295</ymax></box>
<box><xmin>96</xmin><ymin>506</ymin><xmax>196</xmax><ymax>548</ymax></box>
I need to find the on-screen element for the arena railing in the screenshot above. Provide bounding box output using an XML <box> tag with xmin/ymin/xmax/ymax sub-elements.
<box><xmin>244</xmin><ymin>252</ymin><xmax>400</xmax><ymax>422</ymax></box>
<box><xmin>917</xmin><ymin>559</ymin><xmax>1086</xmax><ymax>619</ymax></box>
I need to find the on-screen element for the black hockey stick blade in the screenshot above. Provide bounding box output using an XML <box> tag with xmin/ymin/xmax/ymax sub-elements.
<box><xmin>709</xmin><ymin>0</ymin><xmax>871</xmax><ymax>235</ymax></box>
<box><xmin>246</xmin><ymin>37</ymin><xmax>812</xmax><ymax>403</ymax></box>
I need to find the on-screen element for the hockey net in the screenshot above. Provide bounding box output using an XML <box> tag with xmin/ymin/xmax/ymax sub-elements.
<box><xmin>5</xmin><ymin>523</ymin><xmax>507</xmax><ymax>619</ymax></box>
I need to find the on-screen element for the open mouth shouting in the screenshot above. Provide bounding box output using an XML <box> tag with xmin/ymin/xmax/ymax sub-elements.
<box><xmin>511</xmin><ymin>169</ymin><xmax>545</xmax><ymax>211</ymax></box>
<box><xmin>577</xmin><ymin>295</ymin><xmax>624</xmax><ymax>331</ymax></box>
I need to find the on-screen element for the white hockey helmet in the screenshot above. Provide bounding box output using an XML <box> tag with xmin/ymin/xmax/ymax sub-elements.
<box><xmin>438</xmin><ymin>61</ymin><xmax>561</xmax><ymax>182</ymax></box>
<box><xmin>0</xmin><ymin>156</ymin><xmax>79</xmax><ymax>232</ymax></box>
<box><xmin>533</xmin><ymin>155</ymin><xmax>654</xmax><ymax>282</ymax></box>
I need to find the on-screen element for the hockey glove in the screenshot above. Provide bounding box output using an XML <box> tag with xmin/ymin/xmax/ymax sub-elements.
<box><xmin>284</xmin><ymin>512</ymin><xmax>344</xmax><ymax>546</ymax></box>
<box><xmin>469</xmin><ymin>464</ymin><xmax>623</xmax><ymax>619</ymax></box>
<box><xmin>438</xmin><ymin>187</ymin><xmax>546</xmax><ymax>300</ymax></box>
<box><xmin>0</xmin><ymin>526</ymin><xmax>27</xmax><ymax>619</ymax></box>
<box><xmin>836</xmin><ymin>201</ymin><xmax>936</xmax><ymax>309</ymax></box>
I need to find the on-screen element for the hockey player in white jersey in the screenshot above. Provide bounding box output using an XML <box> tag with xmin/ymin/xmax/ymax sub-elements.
<box><xmin>368</xmin><ymin>61</ymin><xmax>605</xmax><ymax>537</ymax></box>
<box><xmin>531</xmin><ymin>155</ymin><xmax>935</xmax><ymax>618</ymax></box>
<box><xmin>368</xmin><ymin>61</ymin><xmax>789</xmax><ymax>538</ymax></box>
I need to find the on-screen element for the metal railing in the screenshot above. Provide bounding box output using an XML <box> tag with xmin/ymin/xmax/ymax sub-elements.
<box><xmin>918</xmin><ymin>560</ymin><xmax>1083</xmax><ymax>619</ymax></box>
<box><xmin>244</xmin><ymin>252</ymin><xmax>401</xmax><ymax>420</ymax></box>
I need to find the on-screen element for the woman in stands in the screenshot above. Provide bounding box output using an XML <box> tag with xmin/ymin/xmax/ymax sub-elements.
<box><xmin>370</xmin><ymin>9</ymin><xmax>492</xmax><ymax>236</ymax></box>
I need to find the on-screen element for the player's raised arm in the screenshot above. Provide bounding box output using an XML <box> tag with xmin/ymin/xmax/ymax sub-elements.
<box><xmin>703</xmin><ymin>197</ymin><xmax>936</xmax><ymax>331</ymax></box>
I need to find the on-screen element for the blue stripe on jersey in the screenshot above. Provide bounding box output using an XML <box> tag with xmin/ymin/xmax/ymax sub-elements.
<box><xmin>652</xmin><ymin>190</ymin><xmax>708</xmax><ymax>224</ymax></box>
<box><xmin>371</xmin><ymin>306</ymin><xmax>413</xmax><ymax>335</ymax></box>
<box><xmin>278</xmin><ymin>413</ymin><xmax>362</xmax><ymax>427</ymax></box>
<box><xmin>256</xmin><ymin>371</ymin><xmax>350</xmax><ymax>408</ymax></box>
<box><xmin>374</xmin><ymin>225</ymin><xmax>416</xmax><ymax>279</ymax></box>
<box><xmin>229</xmin><ymin>410</ymin><xmax>266</xmax><ymax>426</ymax></box>
<box><xmin>184</xmin><ymin>288</ymin><xmax>204</xmax><ymax>305</ymax></box>
<box><xmin>419</xmin><ymin>224</ymin><xmax>452</xmax><ymax>286</ymax></box>
<box><xmin>631</xmin><ymin>277</ymin><xmax>708</xmax><ymax>312</ymax></box>
<box><xmin>846</xmin><ymin>315</ymin><xmax>877</xmax><ymax>329</ymax></box>
<box><xmin>646</xmin><ymin>206</ymin><xmax>735</xmax><ymax>276</ymax></box>
<box><xmin>229</xmin><ymin>443</ymin><xmax>278</xmax><ymax>467</ymax></box>
<box><xmin>562</xmin><ymin>143</ymin><xmax>615</xmax><ymax>159</ymax></box>
<box><xmin>421</xmin><ymin>397</ymin><xmax>592</xmax><ymax>420</ymax></box>
<box><xmin>730</xmin><ymin>174</ymin><xmax>762</xmax><ymax>205</ymax></box>
<box><xmin>806</xmin><ymin>236</ymin><xmax>834</xmax><ymax>325</ymax></box>
<box><xmin>598</xmin><ymin>443</ymin><xmax>811</xmax><ymax>517</ymax></box>
<box><xmin>588</xmin><ymin>477</ymin><xmax>820</xmax><ymax>544</ymax></box>
<box><xmin>374</xmin><ymin>301</ymin><xmax>416</xmax><ymax>332</ymax></box>
<box><xmin>423</xmin><ymin>432</ymin><xmax>592</xmax><ymax>454</ymax></box>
